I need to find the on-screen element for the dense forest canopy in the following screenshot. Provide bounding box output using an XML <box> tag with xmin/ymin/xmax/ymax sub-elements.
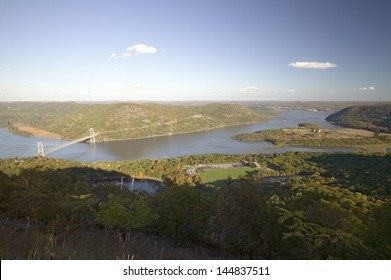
<box><xmin>1</xmin><ymin>152</ymin><xmax>390</xmax><ymax>259</ymax></box>
<box><xmin>326</xmin><ymin>104</ymin><xmax>391</xmax><ymax>133</ymax></box>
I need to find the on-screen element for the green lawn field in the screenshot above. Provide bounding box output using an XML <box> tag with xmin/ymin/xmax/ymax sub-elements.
<box><xmin>199</xmin><ymin>167</ymin><xmax>258</xmax><ymax>184</ymax></box>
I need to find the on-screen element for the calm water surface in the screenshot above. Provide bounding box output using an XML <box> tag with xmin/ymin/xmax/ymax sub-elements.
<box><xmin>0</xmin><ymin>111</ymin><xmax>354</xmax><ymax>162</ymax></box>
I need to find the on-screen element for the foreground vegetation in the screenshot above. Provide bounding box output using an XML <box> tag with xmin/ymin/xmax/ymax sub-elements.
<box><xmin>1</xmin><ymin>152</ymin><xmax>390</xmax><ymax>259</ymax></box>
<box><xmin>0</xmin><ymin>102</ymin><xmax>274</xmax><ymax>141</ymax></box>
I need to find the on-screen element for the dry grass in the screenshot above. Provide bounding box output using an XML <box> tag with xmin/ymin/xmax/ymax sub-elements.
<box><xmin>283</xmin><ymin>128</ymin><xmax>312</xmax><ymax>136</ymax></box>
<box><xmin>0</xmin><ymin>218</ymin><xmax>221</xmax><ymax>260</ymax></box>
<box><xmin>285</xmin><ymin>127</ymin><xmax>382</xmax><ymax>139</ymax></box>
<box><xmin>328</xmin><ymin>128</ymin><xmax>375</xmax><ymax>138</ymax></box>
<box><xmin>13</xmin><ymin>123</ymin><xmax>61</xmax><ymax>139</ymax></box>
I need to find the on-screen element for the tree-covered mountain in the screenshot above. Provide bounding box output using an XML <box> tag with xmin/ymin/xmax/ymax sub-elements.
<box><xmin>326</xmin><ymin>104</ymin><xmax>391</xmax><ymax>132</ymax></box>
<box><xmin>0</xmin><ymin>102</ymin><xmax>273</xmax><ymax>141</ymax></box>
<box><xmin>0</xmin><ymin>102</ymin><xmax>85</xmax><ymax>128</ymax></box>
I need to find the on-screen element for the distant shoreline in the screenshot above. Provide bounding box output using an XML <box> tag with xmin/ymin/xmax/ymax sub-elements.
<box><xmin>6</xmin><ymin>117</ymin><xmax>277</xmax><ymax>143</ymax></box>
<box><xmin>233</xmin><ymin>126</ymin><xmax>391</xmax><ymax>153</ymax></box>
<box><xmin>97</xmin><ymin>119</ymin><xmax>275</xmax><ymax>143</ymax></box>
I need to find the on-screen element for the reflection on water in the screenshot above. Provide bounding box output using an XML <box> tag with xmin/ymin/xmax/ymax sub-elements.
<box><xmin>120</xmin><ymin>179</ymin><xmax>160</xmax><ymax>194</ymax></box>
<box><xmin>0</xmin><ymin>110</ymin><xmax>355</xmax><ymax>162</ymax></box>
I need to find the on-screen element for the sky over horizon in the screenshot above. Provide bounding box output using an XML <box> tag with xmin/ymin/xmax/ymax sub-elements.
<box><xmin>1</xmin><ymin>0</ymin><xmax>390</xmax><ymax>102</ymax></box>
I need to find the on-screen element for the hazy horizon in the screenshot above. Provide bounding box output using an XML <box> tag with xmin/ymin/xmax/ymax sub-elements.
<box><xmin>1</xmin><ymin>99</ymin><xmax>389</xmax><ymax>104</ymax></box>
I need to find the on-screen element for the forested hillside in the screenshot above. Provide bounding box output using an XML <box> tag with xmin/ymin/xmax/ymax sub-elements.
<box><xmin>0</xmin><ymin>102</ymin><xmax>273</xmax><ymax>141</ymax></box>
<box><xmin>326</xmin><ymin>104</ymin><xmax>391</xmax><ymax>132</ymax></box>
<box><xmin>1</xmin><ymin>152</ymin><xmax>390</xmax><ymax>259</ymax></box>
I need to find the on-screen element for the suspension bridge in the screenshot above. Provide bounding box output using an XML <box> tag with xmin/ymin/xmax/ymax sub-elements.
<box><xmin>20</xmin><ymin>128</ymin><xmax>98</xmax><ymax>158</ymax></box>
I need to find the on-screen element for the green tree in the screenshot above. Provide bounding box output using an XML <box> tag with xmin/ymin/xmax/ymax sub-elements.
<box><xmin>368</xmin><ymin>200</ymin><xmax>391</xmax><ymax>258</ymax></box>
<box><xmin>96</xmin><ymin>194</ymin><xmax>152</xmax><ymax>231</ymax></box>
<box><xmin>209</xmin><ymin>177</ymin><xmax>276</xmax><ymax>259</ymax></box>
<box><xmin>151</xmin><ymin>185</ymin><xmax>212</xmax><ymax>243</ymax></box>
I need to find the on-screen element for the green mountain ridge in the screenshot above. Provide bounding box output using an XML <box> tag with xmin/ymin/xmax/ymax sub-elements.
<box><xmin>326</xmin><ymin>104</ymin><xmax>391</xmax><ymax>133</ymax></box>
<box><xmin>0</xmin><ymin>102</ymin><xmax>273</xmax><ymax>141</ymax></box>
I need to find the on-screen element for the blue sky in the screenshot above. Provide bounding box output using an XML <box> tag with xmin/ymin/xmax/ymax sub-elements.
<box><xmin>0</xmin><ymin>0</ymin><xmax>390</xmax><ymax>101</ymax></box>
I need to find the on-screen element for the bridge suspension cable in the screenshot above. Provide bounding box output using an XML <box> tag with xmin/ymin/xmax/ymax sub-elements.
<box><xmin>45</xmin><ymin>128</ymin><xmax>97</xmax><ymax>156</ymax></box>
<box><xmin>19</xmin><ymin>144</ymin><xmax>37</xmax><ymax>159</ymax></box>
<box><xmin>18</xmin><ymin>128</ymin><xmax>98</xmax><ymax>158</ymax></box>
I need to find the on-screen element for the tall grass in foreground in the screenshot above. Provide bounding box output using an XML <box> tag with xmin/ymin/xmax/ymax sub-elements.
<box><xmin>0</xmin><ymin>218</ymin><xmax>221</xmax><ymax>260</ymax></box>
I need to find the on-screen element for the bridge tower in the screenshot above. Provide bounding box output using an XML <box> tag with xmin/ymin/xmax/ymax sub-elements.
<box><xmin>37</xmin><ymin>142</ymin><xmax>45</xmax><ymax>157</ymax></box>
<box><xmin>89</xmin><ymin>128</ymin><xmax>96</xmax><ymax>143</ymax></box>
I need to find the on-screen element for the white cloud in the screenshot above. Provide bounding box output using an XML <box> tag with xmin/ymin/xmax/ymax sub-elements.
<box><xmin>354</xmin><ymin>86</ymin><xmax>375</xmax><ymax>91</ymax></box>
<box><xmin>126</xmin><ymin>44</ymin><xmax>157</xmax><ymax>55</ymax></box>
<box><xmin>111</xmin><ymin>44</ymin><xmax>157</xmax><ymax>59</ymax></box>
<box><xmin>240</xmin><ymin>87</ymin><xmax>260</xmax><ymax>93</ymax></box>
<box><xmin>288</xmin><ymin>89</ymin><xmax>296</xmax><ymax>92</ymax></box>
<box><xmin>289</xmin><ymin>61</ymin><xmax>337</xmax><ymax>69</ymax></box>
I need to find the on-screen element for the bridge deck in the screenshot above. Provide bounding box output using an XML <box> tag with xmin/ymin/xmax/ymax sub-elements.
<box><xmin>45</xmin><ymin>133</ymin><xmax>99</xmax><ymax>155</ymax></box>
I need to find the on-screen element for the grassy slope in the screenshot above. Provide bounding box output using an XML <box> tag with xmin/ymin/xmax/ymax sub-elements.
<box><xmin>0</xmin><ymin>102</ymin><xmax>273</xmax><ymax>141</ymax></box>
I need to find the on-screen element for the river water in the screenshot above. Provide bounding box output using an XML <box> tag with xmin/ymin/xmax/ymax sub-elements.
<box><xmin>0</xmin><ymin>110</ymin><xmax>355</xmax><ymax>162</ymax></box>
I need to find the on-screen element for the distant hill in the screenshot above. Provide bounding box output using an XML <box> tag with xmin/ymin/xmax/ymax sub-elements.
<box><xmin>326</xmin><ymin>104</ymin><xmax>391</xmax><ymax>133</ymax></box>
<box><xmin>0</xmin><ymin>102</ymin><xmax>273</xmax><ymax>141</ymax></box>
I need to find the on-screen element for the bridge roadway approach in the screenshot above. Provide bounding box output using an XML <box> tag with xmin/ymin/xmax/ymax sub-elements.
<box><xmin>36</xmin><ymin>128</ymin><xmax>98</xmax><ymax>157</ymax></box>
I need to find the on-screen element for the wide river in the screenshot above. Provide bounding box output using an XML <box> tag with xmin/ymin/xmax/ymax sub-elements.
<box><xmin>0</xmin><ymin>110</ymin><xmax>355</xmax><ymax>162</ymax></box>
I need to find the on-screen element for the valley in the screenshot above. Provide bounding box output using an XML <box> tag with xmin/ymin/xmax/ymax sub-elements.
<box><xmin>1</xmin><ymin>101</ymin><xmax>390</xmax><ymax>260</ymax></box>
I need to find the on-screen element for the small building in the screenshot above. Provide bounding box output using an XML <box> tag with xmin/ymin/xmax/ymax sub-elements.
<box><xmin>184</xmin><ymin>165</ymin><xmax>197</xmax><ymax>175</ymax></box>
<box><xmin>242</xmin><ymin>161</ymin><xmax>261</xmax><ymax>168</ymax></box>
